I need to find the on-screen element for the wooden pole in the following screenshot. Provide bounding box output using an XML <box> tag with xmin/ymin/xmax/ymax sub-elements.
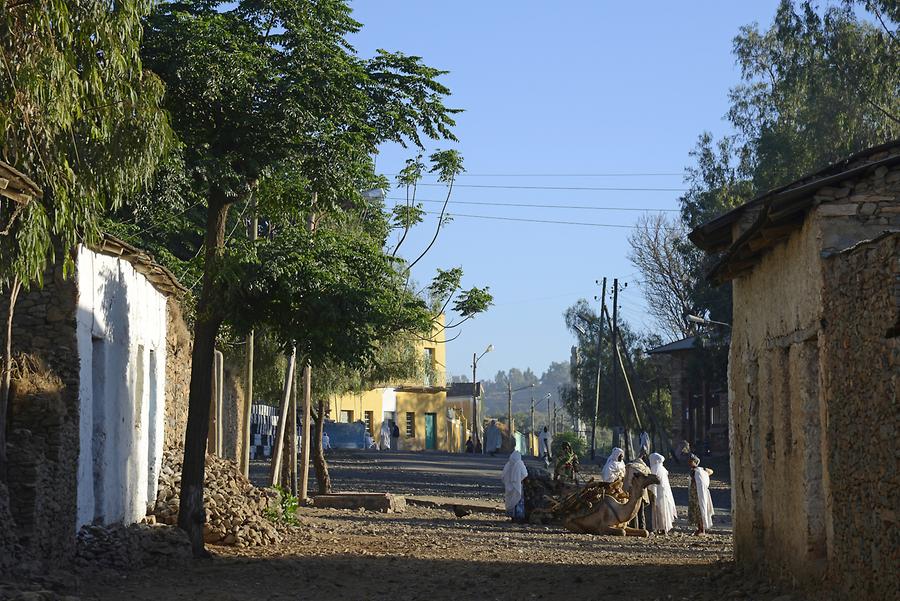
<box><xmin>507</xmin><ymin>380</ymin><xmax>512</xmax><ymax>448</ymax></box>
<box><xmin>215</xmin><ymin>350</ymin><xmax>224</xmax><ymax>457</ymax></box>
<box><xmin>240</xmin><ymin>208</ymin><xmax>258</xmax><ymax>477</ymax></box>
<box><xmin>298</xmin><ymin>197</ymin><xmax>316</xmax><ymax>501</ymax></box>
<box><xmin>289</xmin><ymin>357</ymin><xmax>298</xmax><ymax>496</ymax></box>
<box><xmin>269</xmin><ymin>347</ymin><xmax>296</xmax><ymax>486</ymax></box>
<box><xmin>591</xmin><ymin>277</ymin><xmax>607</xmax><ymax>460</ymax></box>
<box><xmin>299</xmin><ymin>361</ymin><xmax>311</xmax><ymax>500</ymax></box>
<box><xmin>610</xmin><ymin>279</ymin><xmax>620</xmax><ymax>451</ymax></box>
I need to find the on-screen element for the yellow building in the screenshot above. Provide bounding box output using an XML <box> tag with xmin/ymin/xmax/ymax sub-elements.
<box><xmin>328</xmin><ymin>316</ymin><xmax>467</xmax><ymax>452</ymax></box>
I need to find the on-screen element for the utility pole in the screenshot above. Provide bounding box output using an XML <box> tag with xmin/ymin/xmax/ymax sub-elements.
<box><xmin>591</xmin><ymin>277</ymin><xmax>607</xmax><ymax>460</ymax></box>
<box><xmin>472</xmin><ymin>352</ymin><xmax>478</xmax><ymax>450</ymax></box>
<box><xmin>507</xmin><ymin>380</ymin><xmax>513</xmax><ymax>445</ymax></box>
<box><xmin>269</xmin><ymin>347</ymin><xmax>296</xmax><ymax>486</ymax></box>
<box><xmin>530</xmin><ymin>389</ymin><xmax>536</xmax><ymax>456</ymax></box>
<box><xmin>610</xmin><ymin>278</ymin><xmax>620</xmax><ymax>452</ymax></box>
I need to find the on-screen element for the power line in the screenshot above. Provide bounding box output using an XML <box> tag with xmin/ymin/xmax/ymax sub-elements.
<box><xmin>384</xmin><ymin>172</ymin><xmax>684</xmax><ymax>177</ymax></box>
<box><xmin>417</xmin><ymin>210</ymin><xmax>669</xmax><ymax>229</ymax></box>
<box><xmin>387</xmin><ymin>196</ymin><xmax>679</xmax><ymax>213</ymax></box>
<box><xmin>414</xmin><ymin>183</ymin><xmax>687</xmax><ymax>192</ymax></box>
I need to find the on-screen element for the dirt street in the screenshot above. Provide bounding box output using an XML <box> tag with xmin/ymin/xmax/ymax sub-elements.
<box><xmin>73</xmin><ymin>451</ymin><xmax>803</xmax><ymax>601</ymax></box>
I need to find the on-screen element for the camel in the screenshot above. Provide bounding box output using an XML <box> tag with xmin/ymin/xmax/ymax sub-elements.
<box><xmin>562</xmin><ymin>470</ymin><xmax>660</xmax><ymax>537</ymax></box>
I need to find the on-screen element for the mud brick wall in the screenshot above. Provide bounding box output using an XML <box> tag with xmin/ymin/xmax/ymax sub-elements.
<box><xmin>0</xmin><ymin>261</ymin><xmax>81</xmax><ymax>563</ymax></box>
<box><xmin>820</xmin><ymin>232</ymin><xmax>899</xmax><ymax>601</ymax></box>
<box><xmin>163</xmin><ymin>298</ymin><xmax>192</xmax><ymax>452</ymax></box>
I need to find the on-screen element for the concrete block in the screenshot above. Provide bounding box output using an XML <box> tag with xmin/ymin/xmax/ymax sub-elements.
<box><xmin>313</xmin><ymin>492</ymin><xmax>406</xmax><ymax>513</ymax></box>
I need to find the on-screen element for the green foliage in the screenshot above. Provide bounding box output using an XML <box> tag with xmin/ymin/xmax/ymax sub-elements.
<box><xmin>552</xmin><ymin>431</ymin><xmax>588</xmax><ymax>459</ymax></box>
<box><xmin>265</xmin><ymin>485</ymin><xmax>299</xmax><ymax>526</ymax></box>
<box><xmin>0</xmin><ymin>0</ymin><xmax>171</xmax><ymax>285</ymax></box>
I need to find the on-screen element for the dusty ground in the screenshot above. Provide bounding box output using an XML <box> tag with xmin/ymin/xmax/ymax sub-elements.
<box><xmin>71</xmin><ymin>451</ymin><xmax>805</xmax><ymax>601</ymax></box>
<box><xmin>75</xmin><ymin>504</ymin><xmax>797</xmax><ymax>601</ymax></box>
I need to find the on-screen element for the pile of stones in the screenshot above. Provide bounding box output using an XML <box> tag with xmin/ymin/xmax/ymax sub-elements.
<box><xmin>74</xmin><ymin>522</ymin><xmax>191</xmax><ymax>570</ymax></box>
<box><xmin>150</xmin><ymin>449</ymin><xmax>284</xmax><ymax>547</ymax></box>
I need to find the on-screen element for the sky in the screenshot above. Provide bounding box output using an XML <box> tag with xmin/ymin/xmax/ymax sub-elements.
<box><xmin>348</xmin><ymin>1</ymin><xmax>782</xmax><ymax>383</ymax></box>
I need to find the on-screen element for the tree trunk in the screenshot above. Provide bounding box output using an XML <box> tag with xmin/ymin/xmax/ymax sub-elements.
<box><xmin>0</xmin><ymin>275</ymin><xmax>21</xmax><ymax>482</ymax></box>
<box><xmin>312</xmin><ymin>397</ymin><xmax>331</xmax><ymax>494</ymax></box>
<box><xmin>178</xmin><ymin>195</ymin><xmax>230</xmax><ymax>558</ymax></box>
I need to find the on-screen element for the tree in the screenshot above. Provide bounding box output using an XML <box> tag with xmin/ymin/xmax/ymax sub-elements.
<box><xmin>627</xmin><ymin>213</ymin><xmax>696</xmax><ymax>342</ymax></box>
<box><xmin>0</xmin><ymin>0</ymin><xmax>170</xmax><ymax>479</ymax></box>
<box><xmin>141</xmin><ymin>0</ymin><xmax>464</xmax><ymax>555</ymax></box>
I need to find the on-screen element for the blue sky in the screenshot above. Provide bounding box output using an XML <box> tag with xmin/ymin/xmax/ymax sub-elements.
<box><xmin>349</xmin><ymin>1</ymin><xmax>782</xmax><ymax>382</ymax></box>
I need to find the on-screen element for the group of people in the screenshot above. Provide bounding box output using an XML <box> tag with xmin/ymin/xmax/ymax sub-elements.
<box><xmin>363</xmin><ymin>420</ymin><xmax>401</xmax><ymax>450</ymax></box>
<box><xmin>501</xmin><ymin>432</ymin><xmax>716</xmax><ymax>535</ymax></box>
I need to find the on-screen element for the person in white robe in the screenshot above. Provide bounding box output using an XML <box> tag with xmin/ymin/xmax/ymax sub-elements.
<box><xmin>688</xmin><ymin>454</ymin><xmax>715</xmax><ymax>534</ymax></box>
<box><xmin>501</xmin><ymin>451</ymin><xmax>528</xmax><ymax>521</ymax></box>
<box><xmin>600</xmin><ymin>447</ymin><xmax>626</xmax><ymax>483</ymax></box>
<box><xmin>648</xmin><ymin>452</ymin><xmax>677</xmax><ymax>534</ymax></box>
<box><xmin>379</xmin><ymin>421</ymin><xmax>392</xmax><ymax>450</ymax></box>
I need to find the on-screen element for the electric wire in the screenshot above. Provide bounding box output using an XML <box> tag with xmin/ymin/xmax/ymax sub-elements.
<box><xmin>414</xmin><ymin>183</ymin><xmax>687</xmax><ymax>192</ymax></box>
<box><xmin>384</xmin><ymin>172</ymin><xmax>684</xmax><ymax>177</ymax></box>
<box><xmin>386</xmin><ymin>196</ymin><xmax>679</xmax><ymax>212</ymax></box>
<box><xmin>411</xmin><ymin>209</ymin><xmax>684</xmax><ymax>230</ymax></box>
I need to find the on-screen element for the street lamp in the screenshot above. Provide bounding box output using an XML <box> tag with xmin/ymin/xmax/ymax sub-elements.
<box><xmin>472</xmin><ymin>344</ymin><xmax>493</xmax><ymax>452</ymax></box>
<box><xmin>686</xmin><ymin>313</ymin><xmax>731</xmax><ymax>328</ymax></box>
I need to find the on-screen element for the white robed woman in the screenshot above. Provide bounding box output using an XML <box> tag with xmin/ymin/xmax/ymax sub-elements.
<box><xmin>688</xmin><ymin>454</ymin><xmax>715</xmax><ymax>535</ymax></box>
<box><xmin>648</xmin><ymin>452</ymin><xmax>677</xmax><ymax>534</ymax></box>
<box><xmin>379</xmin><ymin>420</ymin><xmax>392</xmax><ymax>450</ymax></box>
<box><xmin>600</xmin><ymin>447</ymin><xmax>626</xmax><ymax>483</ymax></box>
<box><xmin>501</xmin><ymin>451</ymin><xmax>529</xmax><ymax>522</ymax></box>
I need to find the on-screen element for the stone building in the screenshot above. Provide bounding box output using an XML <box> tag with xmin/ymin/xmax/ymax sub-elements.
<box><xmin>1</xmin><ymin>235</ymin><xmax>191</xmax><ymax>562</ymax></box>
<box><xmin>689</xmin><ymin>140</ymin><xmax>899</xmax><ymax>600</ymax></box>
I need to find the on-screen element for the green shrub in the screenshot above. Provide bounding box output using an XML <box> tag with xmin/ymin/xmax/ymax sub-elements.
<box><xmin>265</xmin><ymin>484</ymin><xmax>299</xmax><ymax>526</ymax></box>
<box><xmin>551</xmin><ymin>431</ymin><xmax>588</xmax><ymax>458</ymax></box>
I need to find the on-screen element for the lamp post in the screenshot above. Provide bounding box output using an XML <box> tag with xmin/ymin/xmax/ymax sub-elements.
<box><xmin>472</xmin><ymin>344</ymin><xmax>493</xmax><ymax>453</ymax></box>
<box><xmin>507</xmin><ymin>382</ymin><xmax>535</xmax><ymax>451</ymax></box>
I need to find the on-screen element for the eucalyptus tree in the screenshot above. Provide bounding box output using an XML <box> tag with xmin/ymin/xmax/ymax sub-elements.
<box><xmin>141</xmin><ymin>0</ymin><xmax>463</xmax><ymax>554</ymax></box>
<box><xmin>0</xmin><ymin>0</ymin><xmax>170</xmax><ymax>479</ymax></box>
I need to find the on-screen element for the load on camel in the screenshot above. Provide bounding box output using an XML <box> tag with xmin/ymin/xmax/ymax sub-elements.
<box><xmin>523</xmin><ymin>462</ymin><xmax>660</xmax><ymax>537</ymax></box>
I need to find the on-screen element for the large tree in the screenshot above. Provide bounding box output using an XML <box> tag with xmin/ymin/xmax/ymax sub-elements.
<box><xmin>141</xmin><ymin>0</ymin><xmax>463</xmax><ymax>555</ymax></box>
<box><xmin>0</xmin><ymin>0</ymin><xmax>169</xmax><ymax>479</ymax></box>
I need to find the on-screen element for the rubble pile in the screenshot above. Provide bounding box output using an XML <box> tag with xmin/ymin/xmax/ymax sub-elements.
<box><xmin>75</xmin><ymin>522</ymin><xmax>191</xmax><ymax>570</ymax></box>
<box><xmin>151</xmin><ymin>449</ymin><xmax>284</xmax><ymax>547</ymax></box>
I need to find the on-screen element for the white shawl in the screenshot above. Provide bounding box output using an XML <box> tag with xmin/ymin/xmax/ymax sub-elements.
<box><xmin>649</xmin><ymin>453</ymin><xmax>677</xmax><ymax>533</ymax></box>
<box><xmin>501</xmin><ymin>451</ymin><xmax>529</xmax><ymax>513</ymax></box>
<box><xmin>379</xmin><ymin>421</ymin><xmax>392</xmax><ymax>449</ymax></box>
<box><xmin>694</xmin><ymin>467</ymin><xmax>715</xmax><ymax>530</ymax></box>
<box><xmin>600</xmin><ymin>447</ymin><xmax>626</xmax><ymax>483</ymax></box>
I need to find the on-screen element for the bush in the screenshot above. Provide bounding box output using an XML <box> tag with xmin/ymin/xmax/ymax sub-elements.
<box><xmin>551</xmin><ymin>431</ymin><xmax>588</xmax><ymax>458</ymax></box>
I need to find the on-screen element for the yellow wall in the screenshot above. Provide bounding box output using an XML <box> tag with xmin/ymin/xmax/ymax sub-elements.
<box><xmin>326</xmin><ymin>315</ymin><xmax>461</xmax><ymax>451</ymax></box>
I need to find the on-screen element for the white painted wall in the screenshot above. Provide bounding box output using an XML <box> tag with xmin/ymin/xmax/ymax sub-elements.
<box><xmin>75</xmin><ymin>246</ymin><xmax>168</xmax><ymax>528</ymax></box>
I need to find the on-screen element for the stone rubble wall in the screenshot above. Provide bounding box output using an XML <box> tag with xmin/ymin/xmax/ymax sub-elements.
<box><xmin>0</xmin><ymin>260</ymin><xmax>81</xmax><ymax>564</ymax></box>
<box><xmin>163</xmin><ymin>298</ymin><xmax>192</xmax><ymax>450</ymax></box>
<box><xmin>820</xmin><ymin>232</ymin><xmax>899</xmax><ymax>600</ymax></box>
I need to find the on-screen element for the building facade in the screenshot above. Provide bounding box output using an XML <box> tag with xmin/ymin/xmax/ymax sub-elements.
<box><xmin>690</xmin><ymin>141</ymin><xmax>899</xmax><ymax>600</ymax></box>
<box><xmin>1</xmin><ymin>235</ymin><xmax>190</xmax><ymax>562</ymax></box>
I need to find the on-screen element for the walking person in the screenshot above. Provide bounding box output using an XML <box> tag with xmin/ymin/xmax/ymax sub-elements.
<box><xmin>688</xmin><ymin>454</ymin><xmax>715</xmax><ymax>535</ymax></box>
<box><xmin>378</xmin><ymin>420</ymin><xmax>391</xmax><ymax>451</ymax></box>
<box><xmin>390</xmin><ymin>421</ymin><xmax>401</xmax><ymax>451</ymax></box>
<box><xmin>648</xmin><ymin>452</ymin><xmax>677</xmax><ymax>534</ymax></box>
<box><xmin>501</xmin><ymin>451</ymin><xmax>528</xmax><ymax>522</ymax></box>
<box><xmin>538</xmin><ymin>426</ymin><xmax>552</xmax><ymax>467</ymax></box>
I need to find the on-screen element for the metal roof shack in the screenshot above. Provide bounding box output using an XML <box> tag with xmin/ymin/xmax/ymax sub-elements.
<box><xmin>689</xmin><ymin>139</ymin><xmax>900</xmax><ymax>283</ymax></box>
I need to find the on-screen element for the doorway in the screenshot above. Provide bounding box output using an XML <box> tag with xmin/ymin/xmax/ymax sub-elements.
<box><xmin>424</xmin><ymin>413</ymin><xmax>437</xmax><ymax>450</ymax></box>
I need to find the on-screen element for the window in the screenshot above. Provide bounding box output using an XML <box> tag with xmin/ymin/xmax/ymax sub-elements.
<box><xmin>405</xmin><ymin>412</ymin><xmax>415</xmax><ymax>438</ymax></box>
<box><xmin>339</xmin><ymin>410</ymin><xmax>353</xmax><ymax>423</ymax></box>
<box><xmin>364</xmin><ymin>411</ymin><xmax>374</xmax><ymax>434</ymax></box>
<box><xmin>423</xmin><ymin>347</ymin><xmax>435</xmax><ymax>386</ymax></box>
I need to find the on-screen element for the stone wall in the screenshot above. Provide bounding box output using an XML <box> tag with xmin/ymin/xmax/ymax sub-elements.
<box><xmin>728</xmin><ymin>215</ymin><xmax>827</xmax><ymax>585</ymax></box>
<box><xmin>163</xmin><ymin>298</ymin><xmax>191</xmax><ymax>451</ymax></box>
<box><xmin>726</xmin><ymin>162</ymin><xmax>899</xmax><ymax>598</ymax></box>
<box><xmin>1</xmin><ymin>259</ymin><xmax>81</xmax><ymax>563</ymax></box>
<box><xmin>820</xmin><ymin>232</ymin><xmax>899</xmax><ymax>600</ymax></box>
